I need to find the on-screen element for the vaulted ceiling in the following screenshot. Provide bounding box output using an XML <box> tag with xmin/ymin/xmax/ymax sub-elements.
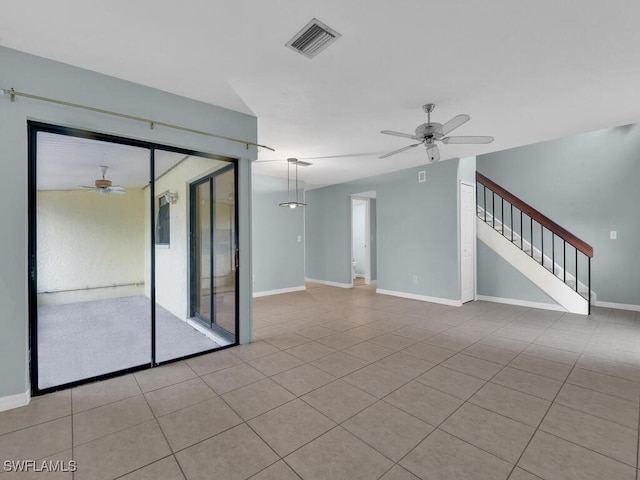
<box><xmin>2</xmin><ymin>1</ymin><xmax>639</xmax><ymax>188</ymax></box>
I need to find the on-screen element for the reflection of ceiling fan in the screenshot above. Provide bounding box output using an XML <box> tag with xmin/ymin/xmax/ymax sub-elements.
<box><xmin>80</xmin><ymin>166</ymin><xmax>126</xmax><ymax>195</ymax></box>
<box><xmin>380</xmin><ymin>103</ymin><xmax>494</xmax><ymax>162</ymax></box>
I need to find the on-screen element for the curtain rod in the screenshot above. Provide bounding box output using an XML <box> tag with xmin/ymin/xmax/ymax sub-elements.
<box><xmin>0</xmin><ymin>87</ymin><xmax>275</xmax><ymax>152</ymax></box>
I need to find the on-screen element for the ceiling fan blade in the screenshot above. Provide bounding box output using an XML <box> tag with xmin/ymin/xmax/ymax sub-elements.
<box><xmin>379</xmin><ymin>142</ymin><xmax>422</xmax><ymax>159</ymax></box>
<box><xmin>109</xmin><ymin>189</ymin><xmax>126</xmax><ymax>195</ymax></box>
<box><xmin>381</xmin><ymin>130</ymin><xmax>421</xmax><ymax>140</ymax></box>
<box><xmin>442</xmin><ymin>135</ymin><xmax>494</xmax><ymax>144</ymax></box>
<box><xmin>426</xmin><ymin>144</ymin><xmax>440</xmax><ymax>162</ymax></box>
<box><xmin>441</xmin><ymin>114</ymin><xmax>470</xmax><ymax>135</ymax></box>
<box><xmin>79</xmin><ymin>185</ymin><xmax>96</xmax><ymax>189</ymax></box>
<box><xmin>110</xmin><ymin>185</ymin><xmax>126</xmax><ymax>191</ymax></box>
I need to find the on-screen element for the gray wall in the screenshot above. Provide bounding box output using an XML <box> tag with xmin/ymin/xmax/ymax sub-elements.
<box><xmin>477</xmin><ymin>123</ymin><xmax>640</xmax><ymax>306</ymax></box>
<box><xmin>0</xmin><ymin>47</ymin><xmax>257</xmax><ymax>400</ymax></box>
<box><xmin>251</xmin><ymin>174</ymin><xmax>305</xmax><ymax>293</ymax></box>
<box><xmin>306</xmin><ymin>160</ymin><xmax>461</xmax><ymax>300</ymax></box>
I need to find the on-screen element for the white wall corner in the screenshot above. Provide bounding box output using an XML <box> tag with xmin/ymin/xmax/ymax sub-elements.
<box><xmin>0</xmin><ymin>390</ymin><xmax>30</xmax><ymax>413</ymax></box>
<box><xmin>376</xmin><ymin>289</ymin><xmax>463</xmax><ymax>307</ymax></box>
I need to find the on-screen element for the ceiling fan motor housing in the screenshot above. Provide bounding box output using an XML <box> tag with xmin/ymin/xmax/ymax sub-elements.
<box><xmin>415</xmin><ymin>122</ymin><xmax>443</xmax><ymax>140</ymax></box>
<box><xmin>95</xmin><ymin>179</ymin><xmax>112</xmax><ymax>188</ymax></box>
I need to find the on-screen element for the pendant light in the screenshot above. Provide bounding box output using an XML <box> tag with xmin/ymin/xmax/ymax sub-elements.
<box><xmin>279</xmin><ymin>158</ymin><xmax>307</xmax><ymax>208</ymax></box>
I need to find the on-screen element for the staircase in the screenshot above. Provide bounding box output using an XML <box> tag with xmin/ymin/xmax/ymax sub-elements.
<box><xmin>476</xmin><ymin>173</ymin><xmax>593</xmax><ymax>315</ymax></box>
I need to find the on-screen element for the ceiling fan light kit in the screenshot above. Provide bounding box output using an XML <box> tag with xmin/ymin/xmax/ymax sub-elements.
<box><xmin>279</xmin><ymin>158</ymin><xmax>307</xmax><ymax>209</ymax></box>
<box><xmin>380</xmin><ymin>103</ymin><xmax>494</xmax><ymax>162</ymax></box>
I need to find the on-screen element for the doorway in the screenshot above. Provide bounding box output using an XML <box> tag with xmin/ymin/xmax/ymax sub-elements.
<box><xmin>350</xmin><ymin>193</ymin><xmax>377</xmax><ymax>286</ymax></box>
<box><xmin>29</xmin><ymin>122</ymin><xmax>239</xmax><ymax>394</ymax></box>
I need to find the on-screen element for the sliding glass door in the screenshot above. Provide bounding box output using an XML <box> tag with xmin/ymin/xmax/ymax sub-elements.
<box><xmin>190</xmin><ymin>165</ymin><xmax>237</xmax><ymax>341</ymax></box>
<box><xmin>153</xmin><ymin>150</ymin><xmax>237</xmax><ymax>362</ymax></box>
<box><xmin>29</xmin><ymin>122</ymin><xmax>239</xmax><ymax>394</ymax></box>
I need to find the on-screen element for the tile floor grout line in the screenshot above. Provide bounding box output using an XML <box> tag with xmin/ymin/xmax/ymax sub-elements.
<box><xmin>503</xmin><ymin>308</ymin><xmax>605</xmax><ymax>479</ymax></box>
<box><xmin>0</xmin><ymin>390</ymin><xmax>66</xmax><ymax>428</ymax></box>
<box><xmin>18</xmin><ymin>290</ymin><xmax>640</xmax><ymax>479</ymax></box>
<box><xmin>126</xmin><ymin>373</ymin><xmax>188</xmax><ymax>480</ymax></box>
<box><xmin>73</xmin><ymin>375</ymin><xmax>201</xmax><ymax>415</ymax></box>
<box><xmin>235</xmin><ymin>326</ymin><xmax>448</xmax><ymax>472</ymax></box>
<box><xmin>110</xmin><ymin>454</ymin><xmax>177</xmax><ymax>480</ymax></box>
<box><xmin>384</xmin><ymin>313</ymin><xmax>579</xmax><ymax>479</ymax></box>
<box><xmin>388</xmin><ymin>338</ymin><xmax>531</xmax><ymax>476</ymax></box>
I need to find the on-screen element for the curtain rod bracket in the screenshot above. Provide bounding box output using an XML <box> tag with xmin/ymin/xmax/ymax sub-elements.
<box><xmin>0</xmin><ymin>88</ymin><xmax>15</xmax><ymax>101</ymax></box>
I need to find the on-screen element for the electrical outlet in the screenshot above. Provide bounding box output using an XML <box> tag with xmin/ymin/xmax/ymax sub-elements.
<box><xmin>297</xmin><ymin>235</ymin><xmax>302</xmax><ymax>242</ymax></box>
<box><xmin>418</xmin><ymin>170</ymin><xmax>426</xmax><ymax>183</ymax></box>
<box><xmin>413</xmin><ymin>275</ymin><xmax>418</xmax><ymax>283</ymax></box>
<box><xmin>610</xmin><ymin>230</ymin><xmax>617</xmax><ymax>240</ymax></box>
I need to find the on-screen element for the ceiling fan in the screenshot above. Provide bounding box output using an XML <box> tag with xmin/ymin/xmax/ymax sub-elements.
<box><xmin>80</xmin><ymin>166</ymin><xmax>126</xmax><ymax>195</ymax></box>
<box><xmin>380</xmin><ymin>103</ymin><xmax>494</xmax><ymax>162</ymax></box>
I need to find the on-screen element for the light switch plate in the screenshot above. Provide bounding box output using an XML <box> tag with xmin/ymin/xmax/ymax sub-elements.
<box><xmin>610</xmin><ymin>230</ymin><xmax>617</xmax><ymax>240</ymax></box>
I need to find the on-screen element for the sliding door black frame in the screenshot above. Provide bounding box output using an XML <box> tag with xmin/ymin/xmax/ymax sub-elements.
<box><xmin>188</xmin><ymin>164</ymin><xmax>237</xmax><ymax>343</ymax></box>
<box><xmin>28</xmin><ymin>121</ymin><xmax>239</xmax><ymax>396</ymax></box>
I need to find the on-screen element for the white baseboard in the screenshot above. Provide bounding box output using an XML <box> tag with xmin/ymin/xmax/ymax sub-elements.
<box><xmin>0</xmin><ymin>390</ymin><xmax>30</xmax><ymax>413</ymax></box>
<box><xmin>594</xmin><ymin>301</ymin><xmax>640</xmax><ymax>312</ymax></box>
<box><xmin>377</xmin><ymin>289</ymin><xmax>463</xmax><ymax>307</ymax></box>
<box><xmin>253</xmin><ymin>286</ymin><xmax>306</xmax><ymax>298</ymax></box>
<box><xmin>476</xmin><ymin>295</ymin><xmax>567</xmax><ymax>312</ymax></box>
<box><xmin>305</xmin><ymin>278</ymin><xmax>352</xmax><ymax>289</ymax></box>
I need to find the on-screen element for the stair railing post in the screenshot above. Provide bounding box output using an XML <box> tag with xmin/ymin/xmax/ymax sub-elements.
<box><xmin>492</xmin><ymin>192</ymin><xmax>495</xmax><ymax>228</ymax></box>
<box><xmin>575</xmin><ymin>247</ymin><xmax>578</xmax><ymax>292</ymax></box>
<box><xmin>541</xmin><ymin>224</ymin><xmax>544</xmax><ymax>267</ymax></box>
<box><xmin>552</xmin><ymin>233</ymin><xmax>555</xmax><ymax>277</ymax></box>
<box><xmin>588</xmin><ymin>256</ymin><xmax>591</xmax><ymax>315</ymax></box>
<box><xmin>530</xmin><ymin>216</ymin><xmax>533</xmax><ymax>258</ymax></box>
<box><xmin>510</xmin><ymin>204</ymin><xmax>513</xmax><ymax>242</ymax></box>
<box><xmin>484</xmin><ymin>186</ymin><xmax>487</xmax><ymax>222</ymax></box>
<box><xmin>501</xmin><ymin>198</ymin><xmax>504</xmax><ymax>236</ymax></box>
<box><xmin>520</xmin><ymin>211</ymin><xmax>523</xmax><ymax>250</ymax></box>
<box><xmin>563</xmin><ymin>240</ymin><xmax>566</xmax><ymax>284</ymax></box>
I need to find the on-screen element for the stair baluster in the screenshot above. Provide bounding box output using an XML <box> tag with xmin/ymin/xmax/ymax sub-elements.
<box><xmin>476</xmin><ymin>172</ymin><xmax>593</xmax><ymax>314</ymax></box>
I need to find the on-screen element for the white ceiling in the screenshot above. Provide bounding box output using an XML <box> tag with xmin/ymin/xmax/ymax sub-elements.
<box><xmin>37</xmin><ymin>132</ymin><xmax>186</xmax><ymax>190</ymax></box>
<box><xmin>3</xmin><ymin>1</ymin><xmax>640</xmax><ymax>189</ymax></box>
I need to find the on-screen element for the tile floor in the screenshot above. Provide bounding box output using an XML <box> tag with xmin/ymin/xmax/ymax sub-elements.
<box><xmin>2</xmin><ymin>282</ymin><xmax>640</xmax><ymax>479</ymax></box>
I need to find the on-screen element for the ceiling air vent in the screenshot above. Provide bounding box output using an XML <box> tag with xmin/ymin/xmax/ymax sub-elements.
<box><xmin>286</xmin><ymin>18</ymin><xmax>341</xmax><ymax>59</ymax></box>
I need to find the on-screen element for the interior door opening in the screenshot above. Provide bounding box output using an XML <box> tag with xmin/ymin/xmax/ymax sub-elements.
<box><xmin>350</xmin><ymin>193</ymin><xmax>377</xmax><ymax>287</ymax></box>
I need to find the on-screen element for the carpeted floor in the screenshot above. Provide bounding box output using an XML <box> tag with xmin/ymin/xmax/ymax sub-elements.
<box><xmin>37</xmin><ymin>296</ymin><xmax>226</xmax><ymax>389</ymax></box>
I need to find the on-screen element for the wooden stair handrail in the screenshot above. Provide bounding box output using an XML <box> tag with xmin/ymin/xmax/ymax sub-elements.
<box><xmin>476</xmin><ymin>172</ymin><xmax>593</xmax><ymax>258</ymax></box>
